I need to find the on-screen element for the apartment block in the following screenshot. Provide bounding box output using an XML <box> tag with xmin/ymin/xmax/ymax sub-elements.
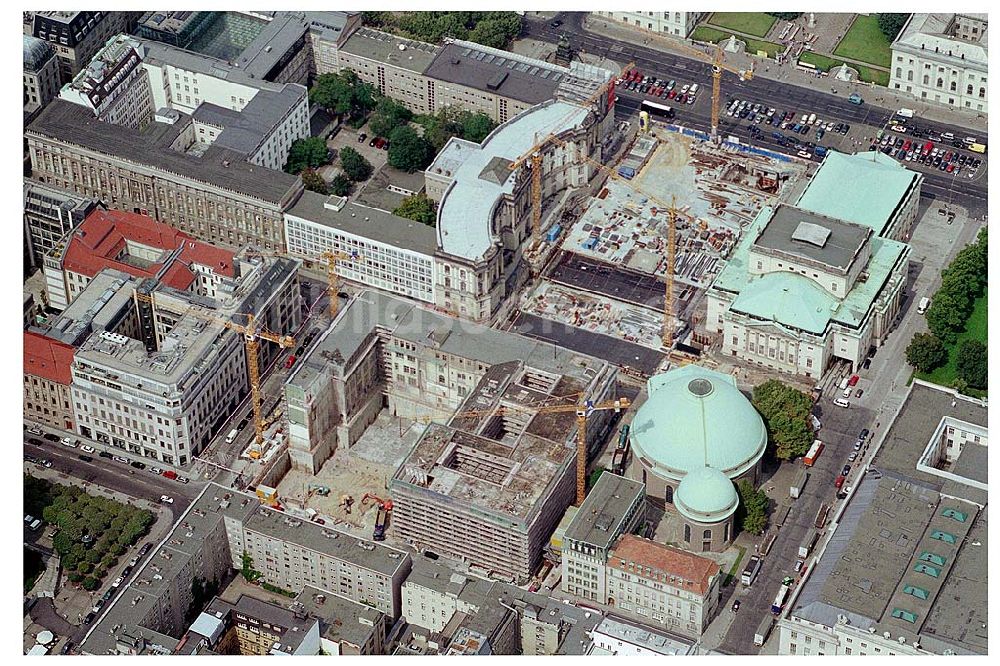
<box><xmin>24</xmin><ymin>11</ymin><xmax>141</xmax><ymax>83</ymax></box>
<box><xmin>43</xmin><ymin>208</ymin><xmax>236</xmax><ymax>312</ymax></box>
<box><xmin>58</xmin><ymin>34</ymin><xmax>154</xmax><ymax>130</ymax></box>
<box><xmin>23</xmin><ymin>179</ymin><xmax>98</xmax><ymax>272</ymax></box>
<box><xmin>24</xmin><ymin>35</ymin><xmax>61</xmax><ymax>121</ymax></box>
<box><xmin>606</xmin><ymin>535</ymin><xmax>722</xmax><ymax>638</ymax></box>
<box><xmin>24</xmin><ymin>330</ymin><xmax>76</xmax><ymax>430</ymax></box>
<box><xmin>294</xmin><ymin>587</ymin><xmax>388</xmax><ymax>655</ymax></box>
<box><xmin>562</xmin><ymin>473</ymin><xmax>646</xmax><ymax>603</ymax></box>
<box><xmin>589</xmin><ymin>615</ymin><xmax>696</xmax><ymax>655</ymax></box>
<box><xmin>27</xmin><ymin>99</ymin><xmax>304</xmax><ymax>252</ymax></box>
<box><xmin>181</xmin><ymin>595</ymin><xmax>321</xmax><ymax>655</ymax></box>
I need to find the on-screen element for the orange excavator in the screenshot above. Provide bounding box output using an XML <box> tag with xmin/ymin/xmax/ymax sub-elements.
<box><xmin>361</xmin><ymin>493</ymin><xmax>393</xmax><ymax>541</ymax></box>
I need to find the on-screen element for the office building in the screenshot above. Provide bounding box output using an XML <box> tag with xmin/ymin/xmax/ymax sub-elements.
<box><xmin>707</xmin><ymin>202</ymin><xmax>910</xmax><ymax>377</ymax></box>
<box><xmin>181</xmin><ymin>595</ymin><xmax>321</xmax><ymax>655</ymax></box>
<box><xmin>627</xmin><ymin>365</ymin><xmax>766</xmax><ymax>551</ymax></box>
<box><xmin>293</xmin><ymin>587</ymin><xmax>388</xmax><ymax>655</ymax></box>
<box><xmin>24</xmin><ymin>330</ymin><xmax>76</xmax><ymax>431</ymax></box>
<box><xmin>606</xmin><ymin>535</ymin><xmax>722</xmax><ymax>638</ymax></box>
<box><xmin>68</xmin><ymin>249</ymin><xmax>301</xmax><ymax>467</ymax></box>
<box><xmin>591</xmin><ymin>11</ymin><xmax>707</xmax><ymax>37</ymax></box>
<box><xmin>23</xmin><ymin>179</ymin><xmax>99</xmax><ymax>272</ymax></box>
<box><xmin>589</xmin><ymin>615</ymin><xmax>696</xmax><ymax>655</ymax></box>
<box><xmin>43</xmin><ymin>208</ymin><xmax>236</xmax><ymax>312</ymax></box>
<box><xmin>890</xmin><ymin>14</ymin><xmax>988</xmax><ymax>112</ymax></box>
<box><xmin>779</xmin><ymin>380</ymin><xmax>987</xmax><ymax>656</ymax></box>
<box><xmin>58</xmin><ymin>34</ymin><xmax>154</xmax><ymax>130</ymax></box>
<box><xmin>23</xmin><ymin>35</ymin><xmax>61</xmax><ymax>121</ymax></box>
<box><xmin>24</xmin><ymin>11</ymin><xmax>141</xmax><ymax>82</ymax></box>
<box><xmin>562</xmin><ymin>473</ymin><xmax>646</xmax><ymax>603</ymax></box>
<box><xmin>26</xmin><ymin>99</ymin><xmax>303</xmax><ymax>252</ymax></box>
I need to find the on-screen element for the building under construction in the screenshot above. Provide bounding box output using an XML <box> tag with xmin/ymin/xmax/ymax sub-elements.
<box><xmin>283</xmin><ymin>290</ymin><xmax>619</xmax><ymax>582</ymax></box>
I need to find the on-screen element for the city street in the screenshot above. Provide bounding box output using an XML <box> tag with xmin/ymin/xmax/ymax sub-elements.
<box><xmin>522</xmin><ymin>14</ymin><xmax>988</xmax><ymax>216</ymax></box>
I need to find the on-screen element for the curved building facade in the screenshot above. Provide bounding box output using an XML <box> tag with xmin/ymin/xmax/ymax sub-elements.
<box><xmin>627</xmin><ymin>365</ymin><xmax>766</xmax><ymax>552</ymax></box>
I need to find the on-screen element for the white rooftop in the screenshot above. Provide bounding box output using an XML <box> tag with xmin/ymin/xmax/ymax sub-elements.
<box><xmin>435</xmin><ymin>100</ymin><xmax>589</xmax><ymax>261</ymax></box>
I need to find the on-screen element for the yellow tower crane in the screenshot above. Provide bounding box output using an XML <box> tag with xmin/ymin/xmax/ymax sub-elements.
<box><xmin>319</xmin><ymin>249</ymin><xmax>362</xmax><ymax>319</ymax></box>
<box><xmin>507</xmin><ymin>61</ymin><xmax>634</xmax><ymax>246</ymax></box>
<box><xmin>664</xmin><ymin>196</ymin><xmax>678</xmax><ymax>349</ymax></box>
<box><xmin>215</xmin><ymin>312</ymin><xmax>295</xmax><ymax>459</ymax></box>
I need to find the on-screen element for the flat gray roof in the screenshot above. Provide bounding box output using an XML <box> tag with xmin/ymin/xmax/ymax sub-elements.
<box><xmin>294</xmin><ymin>586</ymin><xmax>384</xmax><ymax>649</ymax></box>
<box><xmin>426</xmin><ymin>41</ymin><xmax>563</xmax><ymax>105</ymax></box>
<box><xmin>285</xmin><ymin>190</ymin><xmax>438</xmax><ymax>256</ymax></box>
<box><xmin>340</xmin><ymin>27</ymin><xmax>438</xmax><ymax>73</ymax></box>
<box><xmin>234</xmin><ymin>12</ymin><xmax>310</xmax><ymax>78</ymax></box>
<box><xmin>564</xmin><ymin>473</ymin><xmax>644</xmax><ymax>550</ymax></box>
<box><xmin>872</xmin><ymin>381</ymin><xmax>988</xmax><ymax>506</ymax></box>
<box><xmin>193</xmin><ymin>85</ymin><xmax>305</xmax><ymax>156</ymax></box>
<box><xmin>29</xmin><ymin>100</ymin><xmax>301</xmax><ymax>206</ymax></box>
<box><xmin>753</xmin><ymin>204</ymin><xmax>871</xmax><ymax>271</ymax></box>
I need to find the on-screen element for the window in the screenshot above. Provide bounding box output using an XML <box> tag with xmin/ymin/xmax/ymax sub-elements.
<box><xmin>665</xmin><ymin>486</ymin><xmax>674</xmax><ymax>504</ymax></box>
<box><xmin>684</xmin><ymin>524</ymin><xmax>691</xmax><ymax>542</ymax></box>
<box><xmin>703</xmin><ymin>529</ymin><xmax>712</xmax><ymax>539</ymax></box>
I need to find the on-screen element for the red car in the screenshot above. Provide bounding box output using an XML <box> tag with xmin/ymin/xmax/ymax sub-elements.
<box><xmin>946</xmin><ymin>163</ymin><xmax>954</xmax><ymax>173</ymax></box>
<box><xmin>285</xmin><ymin>355</ymin><xmax>297</xmax><ymax>368</ymax></box>
<box><xmin>834</xmin><ymin>475</ymin><xmax>846</xmax><ymax>489</ymax></box>
<box><xmin>667</xmin><ymin>90</ymin><xmax>677</xmax><ymax>99</ymax></box>
<box><xmin>902</xmin><ymin>140</ymin><xmax>911</xmax><ymax>152</ymax></box>
<box><xmin>847</xmin><ymin>374</ymin><xmax>860</xmax><ymax>387</ymax></box>
<box><xmin>161</xmin><ymin>470</ymin><xmax>177</xmax><ymax>480</ymax></box>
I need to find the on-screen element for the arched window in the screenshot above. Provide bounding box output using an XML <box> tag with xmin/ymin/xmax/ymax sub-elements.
<box><xmin>950</xmin><ymin>81</ymin><xmax>957</xmax><ymax>92</ymax></box>
<box><xmin>907</xmin><ymin>71</ymin><xmax>913</xmax><ymax>82</ymax></box>
<box><xmin>665</xmin><ymin>486</ymin><xmax>674</xmax><ymax>504</ymax></box>
<box><xmin>684</xmin><ymin>524</ymin><xmax>691</xmax><ymax>542</ymax></box>
<box><xmin>937</xmin><ymin>78</ymin><xmax>944</xmax><ymax>88</ymax></box>
<box><xmin>967</xmin><ymin>84</ymin><xmax>974</xmax><ymax>95</ymax></box>
<box><xmin>703</xmin><ymin>529</ymin><xmax>712</xmax><ymax>539</ymax></box>
<box><xmin>923</xmin><ymin>75</ymin><xmax>930</xmax><ymax>85</ymax></box>
<box><xmin>980</xmin><ymin>87</ymin><xmax>986</xmax><ymax>98</ymax></box>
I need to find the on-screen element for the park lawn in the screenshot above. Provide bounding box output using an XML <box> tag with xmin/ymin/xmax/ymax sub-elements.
<box><xmin>833</xmin><ymin>15</ymin><xmax>892</xmax><ymax>68</ymax></box>
<box><xmin>916</xmin><ymin>289</ymin><xmax>988</xmax><ymax>397</ymax></box>
<box><xmin>798</xmin><ymin>52</ymin><xmax>890</xmax><ymax>86</ymax></box>
<box><xmin>708</xmin><ymin>12</ymin><xmax>777</xmax><ymax>38</ymax></box>
<box><xmin>691</xmin><ymin>26</ymin><xmax>784</xmax><ymax>59</ymax></box>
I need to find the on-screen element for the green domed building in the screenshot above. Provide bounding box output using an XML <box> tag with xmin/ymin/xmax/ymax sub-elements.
<box><xmin>626</xmin><ymin>365</ymin><xmax>766</xmax><ymax>552</ymax></box>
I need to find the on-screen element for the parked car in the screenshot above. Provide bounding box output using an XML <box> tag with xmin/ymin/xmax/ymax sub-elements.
<box><xmin>848</xmin><ymin>451</ymin><xmax>858</xmax><ymax>462</ymax></box>
<box><xmin>177</xmin><ymin>476</ymin><xmax>190</xmax><ymax>484</ymax></box>
<box><xmin>150</xmin><ymin>467</ymin><xmax>163</xmax><ymax>475</ymax></box>
<box><xmin>81</xmin><ymin>444</ymin><xmax>95</xmax><ymax>453</ymax></box>
<box><xmin>794</xmin><ymin>558</ymin><xmax>805</xmax><ymax>572</ymax></box>
<box><xmin>732</xmin><ymin>600</ymin><xmax>741</xmax><ymax>612</ymax></box>
<box><xmin>357</xmin><ymin>132</ymin><xmax>367</xmax><ymax>143</ymax></box>
<box><xmin>130</xmin><ymin>460</ymin><xmax>146</xmax><ymax>470</ymax></box>
<box><xmin>160</xmin><ymin>495</ymin><xmax>174</xmax><ymax>504</ymax></box>
<box><xmin>842</xmin><ymin>464</ymin><xmax>852</xmax><ymax>477</ymax></box>
<box><xmin>99</xmin><ymin>451</ymin><xmax>113</xmax><ymax>459</ymax></box>
<box><xmin>28</xmin><ymin>438</ymin><xmax>43</xmax><ymax>447</ymax></box>
<box><xmin>112</xmin><ymin>455</ymin><xmax>128</xmax><ymax>463</ymax></box>
<box><xmin>78</xmin><ymin>455</ymin><xmax>94</xmax><ymax>463</ymax></box>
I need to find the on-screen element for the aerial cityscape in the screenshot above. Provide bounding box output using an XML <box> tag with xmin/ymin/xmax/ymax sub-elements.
<box><xmin>22</xmin><ymin>8</ymin><xmax>987</xmax><ymax>656</ymax></box>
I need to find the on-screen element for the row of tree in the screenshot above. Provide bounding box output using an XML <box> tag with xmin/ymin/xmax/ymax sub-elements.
<box><xmin>362</xmin><ymin>11</ymin><xmax>523</xmax><ymax>49</ymax></box>
<box><xmin>751</xmin><ymin>379</ymin><xmax>815</xmax><ymax>460</ymax></box>
<box><xmin>767</xmin><ymin>12</ymin><xmax>802</xmax><ymax>21</ymax></box>
<box><xmin>877</xmin><ymin>13</ymin><xmax>910</xmax><ymax>41</ymax></box>
<box><xmin>25</xmin><ymin>475</ymin><xmax>154</xmax><ymax>591</ymax></box>
<box><xmin>925</xmin><ymin>227</ymin><xmax>987</xmax><ymax>344</ymax></box>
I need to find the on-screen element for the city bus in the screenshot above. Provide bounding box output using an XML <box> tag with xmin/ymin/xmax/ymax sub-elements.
<box><xmin>804</xmin><ymin>439</ymin><xmax>824</xmax><ymax>466</ymax></box>
<box><xmin>771</xmin><ymin>584</ymin><xmax>790</xmax><ymax>615</ymax></box>
<box><xmin>741</xmin><ymin>555</ymin><xmax>763</xmax><ymax>587</ymax></box>
<box><xmin>640</xmin><ymin>100</ymin><xmax>675</xmax><ymax>120</ymax></box>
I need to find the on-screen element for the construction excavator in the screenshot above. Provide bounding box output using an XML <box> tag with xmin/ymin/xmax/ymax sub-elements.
<box><xmin>361</xmin><ymin>493</ymin><xmax>393</xmax><ymax>542</ymax></box>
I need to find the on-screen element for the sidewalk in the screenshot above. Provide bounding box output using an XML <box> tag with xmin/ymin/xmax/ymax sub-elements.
<box><xmin>580</xmin><ymin>16</ymin><xmax>986</xmax><ymax>133</ymax></box>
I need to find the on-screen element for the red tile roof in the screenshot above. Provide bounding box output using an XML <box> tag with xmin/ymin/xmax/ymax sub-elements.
<box><xmin>24</xmin><ymin>331</ymin><xmax>75</xmax><ymax>385</ymax></box>
<box><xmin>608</xmin><ymin>534</ymin><xmax>720</xmax><ymax>596</ymax></box>
<box><xmin>60</xmin><ymin>209</ymin><xmax>235</xmax><ymax>290</ymax></box>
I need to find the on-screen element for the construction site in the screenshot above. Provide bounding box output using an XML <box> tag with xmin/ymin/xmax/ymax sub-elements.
<box><xmin>526</xmin><ymin>129</ymin><xmax>807</xmax><ymax>357</ymax></box>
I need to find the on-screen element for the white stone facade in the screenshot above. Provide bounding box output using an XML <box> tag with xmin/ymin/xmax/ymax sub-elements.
<box><xmin>592</xmin><ymin>11</ymin><xmax>707</xmax><ymax>37</ymax></box>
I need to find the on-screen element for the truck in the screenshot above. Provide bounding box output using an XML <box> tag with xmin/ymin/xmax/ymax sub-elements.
<box><xmin>774</xmin><ymin>504</ymin><xmax>791</xmax><ymax>529</ymax></box>
<box><xmin>618</xmin><ymin>166</ymin><xmax>636</xmax><ymax>179</ymax></box>
<box><xmin>798</xmin><ymin>529</ymin><xmax>819</xmax><ymax>559</ymax></box>
<box><xmin>373</xmin><ymin>505</ymin><xmax>388</xmax><ymax>541</ymax></box>
<box><xmin>741</xmin><ymin>555</ymin><xmax>763</xmax><ymax>587</ymax></box>
<box><xmin>771</xmin><ymin>584</ymin><xmax>790</xmax><ymax>614</ymax></box>
<box><xmin>896</xmin><ymin>108</ymin><xmax>915</xmax><ymax>119</ymax></box>
<box><xmin>815</xmin><ymin>503</ymin><xmax>830</xmax><ymax>529</ymax></box>
<box><xmin>754</xmin><ymin>616</ymin><xmax>775</xmax><ymax>646</ymax></box>
<box><xmin>803</xmin><ymin>440</ymin><xmax>824</xmax><ymax>467</ymax></box>
<box><xmin>790</xmin><ymin>469</ymin><xmax>809</xmax><ymax>499</ymax></box>
<box><xmin>225</xmin><ymin>428</ymin><xmax>238</xmax><ymax>445</ymax></box>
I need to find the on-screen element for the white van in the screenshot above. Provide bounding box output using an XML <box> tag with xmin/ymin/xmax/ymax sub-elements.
<box><xmin>689</xmin><ymin>83</ymin><xmax>700</xmax><ymax>95</ymax></box>
<box><xmin>842</xmin><ymin>387</ymin><xmax>853</xmax><ymax>399</ymax></box>
<box><xmin>807</xmin><ymin>113</ymin><xmax>817</xmax><ymax>124</ymax></box>
<box><xmin>839</xmin><ymin>376</ymin><xmax>850</xmax><ymax>391</ymax></box>
<box><xmin>225</xmin><ymin>428</ymin><xmax>239</xmax><ymax>444</ymax></box>
<box><xmin>833</xmin><ymin>397</ymin><xmax>851</xmax><ymax>408</ymax></box>
<box><xmin>896</xmin><ymin>108</ymin><xmax>915</xmax><ymax>119</ymax></box>
<box><xmin>29</xmin><ymin>519</ymin><xmax>42</xmax><ymax>531</ymax></box>
<box><xmin>917</xmin><ymin>297</ymin><xmax>931</xmax><ymax>314</ymax></box>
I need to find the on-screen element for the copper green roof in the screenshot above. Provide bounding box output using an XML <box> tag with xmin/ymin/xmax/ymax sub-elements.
<box><xmin>630</xmin><ymin>365</ymin><xmax>766</xmax><ymax>481</ymax></box>
<box><xmin>675</xmin><ymin>466</ymin><xmax>738</xmax><ymax>523</ymax></box>
<box><xmin>730</xmin><ymin>271</ymin><xmax>837</xmax><ymax>335</ymax></box>
<box><xmin>795</xmin><ymin>151</ymin><xmax>922</xmax><ymax>236</ymax></box>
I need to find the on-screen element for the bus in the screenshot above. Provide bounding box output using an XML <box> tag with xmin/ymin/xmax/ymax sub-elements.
<box><xmin>804</xmin><ymin>439</ymin><xmax>824</xmax><ymax>466</ymax></box>
<box><xmin>771</xmin><ymin>584</ymin><xmax>790</xmax><ymax>615</ymax></box>
<box><xmin>741</xmin><ymin>555</ymin><xmax>763</xmax><ymax>587</ymax></box>
<box><xmin>640</xmin><ymin>100</ymin><xmax>675</xmax><ymax>120</ymax></box>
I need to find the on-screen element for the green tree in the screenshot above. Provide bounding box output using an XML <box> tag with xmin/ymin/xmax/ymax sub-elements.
<box><xmin>956</xmin><ymin>339</ymin><xmax>987</xmax><ymax>390</ymax></box>
<box><xmin>339</xmin><ymin>147</ymin><xmax>373</xmax><ymax>182</ymax></box>
<box><xmin>387</xmin><ymin>125</ymin><xmax>434</xmax><ymax>172</ymax></box>
<box><xmin>767</xmin><ymin>12</ymin><xmax>802</xmax><ymax>20</ymax></box>
<box><xmin>877</xmin><ymin>13</ymin><xmax>910</xmax><ymax>41</ymax></box>
<box><xmin>330</xmin><ymin>174</ymin><xmax>352</xmax><ymax>197</ymax></box>
<box><xmin>751</xmin><ymin>379</ymin><xmax>814</xmax><ymax>460</ymax></box>
<box><xmin>905</xmin><ymin>332</ymin><xmax>948</xmax><ymax>373</ymax></box>
<box><xmin>241</xmin><ymin>552</ymin><xmax>263</xmax><ymax>583</ymax></box>
<box><xmin>467</xmin><ymin>13</ymin><xmax>523</xmax><ymax>49</ymax></box>
<box><xmin>82</xmin><ymin>576</ymin><xmax>99</xmax><ymax>591</ymax></box>
<box><xmin>393</xmin><ymin>193</ymin><xmax>437</xmax><ymax>226</ymax></box>
<box><xmin>309</xmin><ymin>70</ymin><xmax>376</xmax><ymax>120</ymax></box>
<box><xmin>461</xmin><ymin>112</ymin><xmax>496</xmax><ymax>143</ymax></box>
<box><xmin>926</xmin><ymin>290</ymin><xmax>970</xmax><ymax>344</ymax></box>
<box><xmin>736</xmin><ymin>480</ymin><xmax>769</xmax><ymax>535</ymax></box>
<box><xmin>284</xmin><ymin>137</ymin><xmax>330</xmax><ymax>174</ymax></box>
<box><xmin>369</xmin><ymin>97</ymin><xmax>414</xmax><ymax>139</ymax></box>
<box><xmin>300</xmin><ymin>168</ymin><xmax>329</xmax><ymax>195</ymax></box>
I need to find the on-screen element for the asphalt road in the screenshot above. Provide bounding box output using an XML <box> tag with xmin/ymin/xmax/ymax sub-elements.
<box><xmin>524</xmin><ymin>14</ymin><xmax>987</xmax><ymax>215</ymax></box>
<box><xmin>24</xmin><ymin>436</ymin><xmax>199</xmax><ymax>521</ymax></box>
